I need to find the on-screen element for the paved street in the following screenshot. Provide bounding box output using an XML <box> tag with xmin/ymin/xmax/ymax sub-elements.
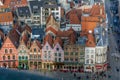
<box><xmin>105</xmin><ymin>0</ymin><xmax>120</xmax><ymax>80</ymax></box>
<box><xmin>0</xmin><ymin>68</ymin><xmax>55</xmax><ymax>80</ymax></box>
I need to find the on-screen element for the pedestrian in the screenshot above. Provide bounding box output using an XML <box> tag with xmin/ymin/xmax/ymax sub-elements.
<box><xmin>74</xmin><ymin>73</ymin><xmax>76</xmax><ymax>77</ymax></box>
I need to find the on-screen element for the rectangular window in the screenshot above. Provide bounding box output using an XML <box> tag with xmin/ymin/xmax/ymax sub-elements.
<box><xmin>30</xmin><ymin>55</ymin><xmax>32</xmax><ymax>59</ymax></box>
<box><xmin>55</xmin><ymin>58</ymin><xmax>57</xmax><ymax>62</ymax></box>
<box><xmin>91</xmin><ymin>55</ymin><xmax>94</xmax><ymax>58</ymax></box>
<box><xmin>59</xmin><ymin>58</ymin><xmax>61</xmax><ymax>62</ymax></box>
<box><xmin>55</xmin><ymin>53</ymin><xmax>57</xmax><ymax>56</ymax></box>
<box><xmin>65</xmin><ymin>58</ymin><xmax>68</xmax><ymax>61</ymax></box>
<box><xmin>46</xmin><ymin>46</ymin><xmax>48</xmax><ymax>50</ymax></box>
<box><xmin>59</xmin><ymin>53</ymin><xmax>61</xmax><ymax>57</ymax></box>
<box><xmin>44</xmin><ymin>54</ymin><xmax>47</xmax><ymax>58</ymax></box>
<box><xmin>71</xmin><ymin>52</ymin><xmax>73</xmax><ymax>55</ymax></box>
<box><xmin>65</xmin><ymin>52</ymin><xmax>68</xmax><ymax>55</ymax></box>
<box><xmin>34</xmin><ymin>48</ymin><xmax>36</xmax><ymax>52</ymax></box>
<box><xmin>75</xmin><ymin>52</ymin><xmax>78</xmax><ymax>55</ymax></box>
<box><xmin>86</xmin><ymin>55</ymin><xmax>89</xmax><ymax>58</ymax></box>
<box><xmin>70</xmin><ymin>58</ymin><xmax>73</xmax><ymax>61</ymax></box>
<box><xmin>38</xmin><ymin>55</ymin><xmax>41</xmax><ymax>59</ymax></box>
<box><xmin>34</xmin><ymin>55</ymin><xmax>37</xmax><ymax>59</ymax></box>
<box><xmin>75</xmin><ymin>58</ymin><xmax>78</xmax><ymax>61</ymax></box>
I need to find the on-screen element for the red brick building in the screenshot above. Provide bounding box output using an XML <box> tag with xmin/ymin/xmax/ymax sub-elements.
<box><xmin>0</xmin><ymin>29</ymin><xmax>20</xmax><ymax>68</ymax></box>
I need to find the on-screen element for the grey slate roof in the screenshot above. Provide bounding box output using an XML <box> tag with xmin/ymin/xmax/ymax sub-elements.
<box><xmin>29</xmin><ymin>0</ymin><xmax>59</xmax><ymax>13</ymax></box>
<box><xmin>17</xmin><ymin>6</ymin><xmax>31</xmax><ymax>17</ymax></box>
<box><xmin>94</xmin><ymin>26</ymin><xmax>108</xmax><ymax>46</ymax></box>
<box><xmin>31</xmin><ymin>27</ymin><xmax>45</xmax><ymax>42</ymax></box>
<box><xmin>29</xmin><ymin>0</ymin><xmax>43</xmax><ymax>13</ymax></box>
<box><xmin>77</xmin><ymin>36</ymin><xmax>87</xmax><ymax>45</ymax></box>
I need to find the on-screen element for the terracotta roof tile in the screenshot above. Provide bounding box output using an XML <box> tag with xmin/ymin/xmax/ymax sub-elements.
<box><xmin>66</xmin><ymin>9</ymin><xmax>82</xmax><ymax>24</ymax></box>
<box><xmin>56</xmin><ymin>30</ymin><xmax>72</xmax><ymax>37</ymax></box>
<box><xmin>46</xmin><ymin>14</ymin><xmax>60</xmax><ymax>30</ymax></box>
<box><xmin>0</xmin><ymin>29</ymin><xmax>4</xmax><ymax>40</ymax></box>
<box><xmin>32</xmin><ymin>39</ymin><xmax>41</xmax><ymax>49</ymax></box>
<box><xmin>44</xmin><ymin>34</ymin><xmax>53</xmax><ymax>47</ymax></box>
<box><xmin>21</xmin><ymin>32</ymin><xmax>29</xmax><ymax>46</ymax></box>
<box><xmin>69</xmin><ymin>33</ymin><xmax>76</xmax><ymax>44</ymax></box>
<box><xmin>54</xmin><ymin>37</ymin><xmax>63</xmax><ymax>47</ymax></box>
<box><xmin>45</xmin><ymin>27</ymin><xmax>57</xmax><ymax>35</ymax></box>
<box><xmin>86</xmin><ymin>32</ymin><xmax>96</xmax><ymax>47</ymax></box>
<box><xmin>8</xmin><ymin>29</ymin><xmax>20</xmax><ymax>48</ymax></box>
<box><xmin>90</xmin><ymin>4</ymin><xmax>106</xmax><ymax>19</ymax></box>
<box><xmin>0</xmin><ymin>12</ymin><xmax>13</xmax><ymax>22</ymax></box>
<box><xmin>4</xmin><ymin>0</ymin><xmax>28</xmax><ymax>8</ymax></box>
<box><xmin>0</xmin><ymin>5</ymin><xmax>9</xmax><ymax>8</ymax></box>
<box><xmin>23</xmin><ymin>24</ymin><xmax>32</xmax><ymax>33</ymax></box>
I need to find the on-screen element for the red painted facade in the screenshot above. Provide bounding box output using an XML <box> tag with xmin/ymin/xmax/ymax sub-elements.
<box><xmin>0</xmin><ymin>36</ymin><xmax>18</xmax><ymax>68</ymax></box>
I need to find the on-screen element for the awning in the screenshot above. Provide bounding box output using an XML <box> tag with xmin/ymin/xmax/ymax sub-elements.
<box><xmin>95</xmin><ymin>65</ymin><xmax>103</xmax><ymax>69</ymax></box>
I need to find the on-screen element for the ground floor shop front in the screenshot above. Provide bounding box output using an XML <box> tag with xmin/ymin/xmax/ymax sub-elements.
<box><xmin>0</xmin><ymin>60</ymin><xmax>18</xmax><ymax>68</ymax></box>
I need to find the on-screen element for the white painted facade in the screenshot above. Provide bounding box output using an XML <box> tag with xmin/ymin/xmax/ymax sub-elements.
<box><xmin>84</xmin><ymin>47</ymin><xmax>96</xmax><ymax>72</ymax></box>
<box><xmin>95</xmin><ymin>46</ymin><xmax>107</xmax><ymax>64</ymax></box>
<box><xmin>41</xmin><ymin>7</ymin><xmax>61</xmax><ymax>26</ymax></box>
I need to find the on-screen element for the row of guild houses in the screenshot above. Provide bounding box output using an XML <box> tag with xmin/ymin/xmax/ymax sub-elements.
<box><xmin>0</xmin><ymin>14</ymin><xmax>85</xmax><ymax>72</ymax></box>
<box><xmin>0</xmin><ymin>0</ymin><xmax>108</xmax><ymax>73</ymax></box>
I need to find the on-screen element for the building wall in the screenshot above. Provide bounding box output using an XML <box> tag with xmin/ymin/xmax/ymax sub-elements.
<box><xmin>95</xmin><ymin>46</ymin><xmax>107</xmax><ymax>64</ymax></box>
<box><xmin>41</xmin><ymin>7</ymin><xmax>61</xmax><ymax>26</ymax></box>
<box><xmin>42</xmin><ymin>42</ymin><xmax>54</xmax><ymax>61</ymax></box>
<box><xmin>29</xmin><ymin>41</ymin><xmax>42</xmax><ymax>70</ymax></box>
<box><xmin>84</xmin><ymin>47</ymin><xmax>95</xmax><ymax>72</ymax></box>
<box><xmin>0</xmin><ymin>37</ymin><xmax>18</xmax><ymax>68</ymax></box>
<box><xmin>18</xmin><ymin>42</ymin><xmax>29</xmax><ymax>69</ymax></box>
<box><xmin>53</xmin><ymin>43</ymin><xmax>64</xmax><ymax>62</ymax></box>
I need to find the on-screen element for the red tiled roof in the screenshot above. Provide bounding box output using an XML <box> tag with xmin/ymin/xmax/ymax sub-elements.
<box><xmin>56</xmin><ymin>30</ymin><xmax>72</xmax><ymax>37</ymax></box>
<box><xmin>33</xmin><ymin>39</ymin><xmax>41</xmax><ymax>49</ymax></box>
<box><xmin>56</xmin><ymin>28</ymin><xmax>76</xmax><ymax>44</ymax></box>
<box><xmin>21</xmin><ymin>32</ymin><xmax>29</xmax><ymax>46</ymax></box>
<box><xmin>86</xmin><ymin>32</ymin><xmax>96</xmax><ymax>47</ymax></box>
<box><xmin>0</xmin><ymin>12</ymin><xmax>13</xmax><ymax>22</ymax></box>
<box><xmin>0</xmin><ymin>29</ymin><xmax>4</xmax><ymax>40</ymax></box>
<box><xmin>4</xmin><ymin>0</ymin><xmax>28</xmax><ymax>8</ymax></box>
<box><xmin>46</xmin><ymin>14</ymin><xmax>55</xmax><ymax>24</ymax></box>
<box><xmin>0</xmin><ymin>5</ymin><xmax>9</xmax><ymax>8</ymax></box>
<box><xmin>23</xmin><ymin>24</ymin><xmax>32</xmax><ymax>33</ymax></box>
<box><xmin>69</xmin><ymin>33</ymin><xmax>76</xmax><ymax>44</ymax></box>
<box><xmin>7</xmin><ymin>28</ymin><xmax>20</xmax><ymax>48</ymax></box>
<box><xmin>66</xmin><ymin>9</ymin><xmax>82</xmax><ymax>24</ymax></box>
<box><xmin>44</xmin><ymin>34</ymin><xmax>53</xmax><ymax>47</ymax></box>
<box><xmin>45</xmin><ymin>27</ymin><xmax>57</xmax><ymax>35</ymax></box>
<box><xmin>54</xmin><ymin>37</ymin><xmax>63</xmax><ymax>47</ymax></box>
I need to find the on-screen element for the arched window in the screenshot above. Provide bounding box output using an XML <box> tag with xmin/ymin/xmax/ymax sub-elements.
<box><xmin>22</xmin><ymin>56</ymin><xmax>24</xmax><ymax>60</ymax></box>
<box><xmin>8</xmin><ymin>56</ymin><xmax>10</xmax><ymax>60</ymax></box>
<box><xmin>5</xmin><ymin>49</ymin><xmax>8</xmax><ymax>53</ymax></box>
<box><xmin>13</xmin><ymin>55</ymin><xmax>15</xmax><ymax>60</ymax></box>
<box><xmin>3</xmin><ymin>56</ymin><xmax>5</xmax><ymax>60</ymax></box>
<box><xmin>19</xmin><ymin>56</ymin><xmax>21</xmax><ymax>60</ymax></box>
<box><xmin>10</xmin><ymin>49</ymin><xmax>12</xmax><ymax>53</ymax></box>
